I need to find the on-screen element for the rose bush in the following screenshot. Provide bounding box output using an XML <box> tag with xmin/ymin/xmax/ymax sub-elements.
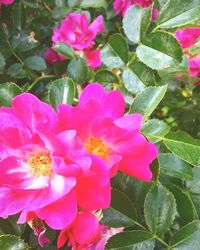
<box><xmin>0</xmin><ymin>0</ymin><xmax>200</xmax><ymax>250</ymax></box>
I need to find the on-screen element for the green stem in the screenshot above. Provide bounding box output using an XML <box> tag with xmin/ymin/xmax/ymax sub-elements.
<box><xmin>42</xmin><ymin>2</ymin><xmax>53</xmax><ymax>13</ymax></box>
<box><xmin>154</xmin><ymin>235</ymin><xmax>169</xmax><ymax>248</ymax></box>
<box><xmin>5</xmin><ymin>35</ymin><xmax>24</xmax><ymax>66</ymax></box>
<box><xmin>26</xmin><ymin>74</ymin><xmax>56</xmax><ymax>92</ymax></box>
<box><xmin>152</xmin><ymin>25</ymin><xmax>160</xmax><ymax>33</ymax></box>
<box><xmin>145</xmin><ymin>133</ymin><xmax>164</xmax><ymax>141</ymax></box>
<box><xmin>3</xmin><ymin>27</ymin><xmax>36</xmax><ymax>80</ymax></box>
<box><xmin>134</xmin><ymin>221</ymin><xmax>147</xmax><ymax>230</ymax></box>
<box><xmin>134</xmin><ymin>221</ymin><xmax>169</xmax><ymax>247</ymax></box>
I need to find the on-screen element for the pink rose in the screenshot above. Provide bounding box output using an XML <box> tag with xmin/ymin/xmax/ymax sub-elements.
<box><xmin>57</xmin><ymin>83</ymin><xmax>158</xmax><ymax>182</ymax></box>
<box><xmin>51</xmin><ymin>13</ymin><xmax>104</xmax><ymax>68</ymax></box>
<box><xmin>175</xmin><ymin>28</ymin><xmax>200</xmax><ymax>48</ymax></box>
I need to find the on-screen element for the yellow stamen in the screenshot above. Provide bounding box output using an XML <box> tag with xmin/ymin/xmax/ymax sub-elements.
<box><xmin>29</xmin><ymin>152</ymin><xmax>52</xmax><ymax>177</ymax></box>
<box><xmin>84</xmin><ymin>136</ymin><xmax>109</xmax><ymax>160</ymax></box>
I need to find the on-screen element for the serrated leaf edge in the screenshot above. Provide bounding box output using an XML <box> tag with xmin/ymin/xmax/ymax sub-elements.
<box><xmin>144</xmin><ymin>184</ymin><xmax>177</xmax><ymax>237</ymax></box>
<box><xmin>0</xmin><ymin>234</ymin><xmax>30</xmax><ymax>250</ymax></box>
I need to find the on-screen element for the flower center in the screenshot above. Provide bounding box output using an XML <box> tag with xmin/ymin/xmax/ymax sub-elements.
<box><xmin>29</xmin><ymin>152</ymin><xmax>52</xmax><ymax>177</ymax></box>
<box><xmin>84</xmin><ymin>136</ymin><xmax>109</xmax><ymax>160</ymax></box>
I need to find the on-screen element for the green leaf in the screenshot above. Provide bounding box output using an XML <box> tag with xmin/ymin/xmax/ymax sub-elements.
<box><xmin>67</xmin><ymin>57</ymin><xmax>88</xmax><ymax>84</ymax></box>
<box><xmin>189</xmin><ymin>194</ymin><xmax>200</xmax><ymax>219</ymax></box>
<box><xmin>163</xmin><ymin>131</ymin><xmax>200</xmax><ymax>167</ymax></box>
<box><xmin>123</xmin><ymin>62</ymin><xmax>160</xmax><ymax>94</ymax></box>
<box><xmin>67</xmin><ymin>0</ymin><xmax>80</xmax><ymax>7</ymax></box>
<box><xmin>80</xmin><ymin>0</ymin><xmax>107</xmax><ymax>8</ymax></box>
<box><xmin>129</xmin><ymin>85</ymin><xmax>167</xmax><ymax>120</ymax></box>
<box><xmin>0</xmin><ymin>235</ymin><xmax>29</xmax><ymax>250</ymax></box>
<box><xmin>0</xmin><ymin>216</ymin><xmax>26</xmax><ymax>236</ymax></box>
<box><xmin>7</xmin><ymin>63</ymin><xmax>22</xmax><ymax>77</ymax></box>
<box><xmin>102</xmin><ymin>189</ymin><xmax>137</xmax><ymax>228</ymax></box>
<box><xmin>136</xmin><ymin>31</ymin><xmax>183</xmax><ymax>70</ymax></box>
<box><xmin>158</xmin><ymin>153</ymin><xmax>193</xmax><ymax>181</ymax></box>
<box><xmin>0</xmin><ymin>53</ymin><xmax>5</xmax><ymax>73</ymax></box>
<box><xmin>49</xmin><ymin>78</ymin><xmax>75</xmax><ymax>110</ymax></box>
<box><xmin>24</xmin><ymin>56</ymin><xmax>47</xmax><ymax>71</ymax></box>
<box><xmin>123</xmin><ymin>5</ymin><xmax>151</xmax><ymax>44</ymax></box>
<box><xmin>122</xmin><ymin>67</ymin><xmax>145</xmax><ymax>94</ymax></box>
<box><xmin>144</xmin><ymin>184</ymin><xmax>177</xmax><ymax>237</ymax></box>
<box><xmin>11</xmin><ymin>33</ymin><xmax>39</xmax><ymax>53</ymax></box>
<box><xmin>166</xmin><ymin>184</ymin><xmax>195</xmax><ymax>225</ymax></box>
<box><xmin>95</xmin><ymin>70</ymin><xmax>118</xmax><ymax>84</ymax></box>
<box><xmin>170</xmin><ymin>221</ymin><xmax>200</xmax><ymax>249</ymax></box>
<box><xmin>11</xmin><ymin>2</ymin><xmax>26</xmax><ymax>31</ymax></box>
<box><xmin>0</xmin><ymin>82</ymin><xmax>22</xmax><ymax>106</ymax></box>
<box><xmin>124</xmin><ymin>178</ymin><xmax>153</xmax><ymax>214</ymax></box>
<box><xmin>108</xmin><ymin>34</ymin><xmax>129</xmax><ymax>64</ymax></box>
<box><xmin>101</xmin><ymin>33</ymin><xmax>128</xmax><ymax>68</ymax></box>
<box><xmin>186</xmin><ymin>168</ymin><xmax>200</xmax><ymax>194</ymax></box>
<box><xmin>101</xmin><ymin>46</ymin><xmax>124</xmax><ymax>68</ymax></box>
<box><xmin>7</xmin><ymin>63</ymin><xmax>27</xmax><ymax>79</ymax></box>
<box><xmin>52</xmin><ymin>7</ymin><xmax>70</xmax><ymax>19</ymax></box>
<box><xmin>159</xmin><ymin>0</ymin><xmax>167</xmax><ymax>9</ymax></box>
<box><xmin>53</xmin><ymin>42</ymin><xmax>75</xmax><ymax>60</ymax></box>
<box><xmin>141</xmin><ymin>119</ymin><xmax>170</xmax><ymax>143</ymax></box>
<box><xmin>106</xmin><ymin>231</ymin><xmax>155</xmax><ymax>250</ymax></box>
<box><xmin>55</xmin><ymin>0</ymin><xmax>66</xmax><ymax>7</ymax></box>
<box><xmin>157</xmin><ymin>0</ymin><xmax>200</xmax><ymax>29</ymax></box>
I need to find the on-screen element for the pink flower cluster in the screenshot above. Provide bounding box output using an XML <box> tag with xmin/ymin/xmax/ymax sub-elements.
<box><xmin>175</xmin><ymin>27</ymin><xmax>200</xmax><ymax>81</ymax></box>
<box><xmin>0</xmin><ymin>83</ymin><xmax>157</xmax><ymax>249</ymax></box>
<box><xmin>45</xmin><ymin>13</ymin><xmax>104</xmax><ymax>69</ymax></box>
<box><xmin>113</xmin><ymin>0</ymin><xmax>152</xmax><ymax>16</ymax></box>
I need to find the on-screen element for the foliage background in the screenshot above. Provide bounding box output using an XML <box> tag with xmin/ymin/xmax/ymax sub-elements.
<box><xmin>1</xmin><ymin>0</ymin><xmax>200</xmax><ymax>249</ymax></box>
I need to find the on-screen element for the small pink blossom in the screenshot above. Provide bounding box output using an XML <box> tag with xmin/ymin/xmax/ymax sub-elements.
<box><xmin>57</xmin><ymin>212</ymin><xmax>101</xmax><ymax>250</ymax></box>
<box><xmin>44</xmin><ymin>48</ymin><xmax>64</xmax><ymax>65</ymax></box>
<box><xmin>175</xmin><ymin>28</ymin><xmax>200</xmax><ymax>48</ymax></box>
<box><xmin>51</xmin><ymin>13</ymin><xmax>104</xmax><ymax>68</ymax></box>
<box><xmin>52</xmin><ymin>14</ymin><xmax>104</xmax><ymax>50</ymax></box>
<box><xmin>113</xmin><ymin>0</ymin><xmax>152</xmax><ymax>16</ymax></box>
<box><xmin>151</xmin><ymin>7</ymin><xmax>159</xmax><ymax>20</ymax></box>
<box><xmin>134</xmin><ymin>0</ymin><xmax>152</xmax><ymax>8</ymax></box>
<box><xmin>85</xmin><ymin>49</ymin><xmax>102</xmax><ymax>69</ymax></box>
<box><xmin>194</xmin><ymin>80</ymin><xmax>200</xmax><ymax>86</ymax></box>
<box><xmin>57</xmin><ymin>83</ymin><xmax>158</xmax><ymax>182</ymax></box>
<box><xmin>189</xmin><ymin>55</ymin><xmax>200</xmax><ymax>77</ymax></box>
